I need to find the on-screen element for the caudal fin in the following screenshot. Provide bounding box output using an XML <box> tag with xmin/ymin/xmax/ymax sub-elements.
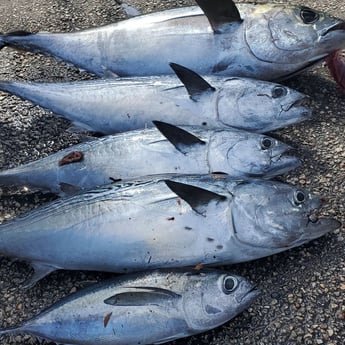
<box><xmin>0</xmin><ymin>325</ymin><xmax>22</xmax><ymax>337</ymax></box>
<box><xmin>0</xmin><ymin>30</ymin><xmax>34</xmax><ymax>50</ymax></box>
<box><xmin>0</xmin><ymin>33</ymin><xmax>5</xmax><ymax>49</ymax></box>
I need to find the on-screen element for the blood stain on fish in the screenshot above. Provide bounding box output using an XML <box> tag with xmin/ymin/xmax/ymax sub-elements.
<box><xmin>104</xmin><ymin>312</ymin><xmax>113</xmax><ymax>328</ymax></box>
<box><xmin>58</xmin><ymin>151</ymin><xmax>84</xmax><ymax>166</ymax></box>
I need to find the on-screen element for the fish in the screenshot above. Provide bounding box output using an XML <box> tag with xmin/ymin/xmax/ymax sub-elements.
<box><xmin>0</xmin><ymin>1</ymin><xmax>344</xmax><ymax>79</ymax></box>
<box><xmin>0</xmin><ymin>121</ymin><xmax>300</xmax><ymax>195</ymax></box>
<box><xmin>0</xmin><ymin>63</ymin><xmax>312</xmax><ymax>134</ymax></box>
<box><xmin>0</xmin><ymin>174</ymin><xmax>339</xmax><ymax>287</ymax></box>
<box><xmin>0</xmin><ymin>269</ymin><xmax>260</xmax><ymax>345</ymax></box>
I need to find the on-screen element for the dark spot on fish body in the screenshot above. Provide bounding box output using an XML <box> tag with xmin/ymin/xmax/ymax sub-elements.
<box><xmin>216</xmin><ymin>245</ymin><xmax>223</xmax><ymax>250</ymax></box>
<box><xmin>58</xmin><ymin>151</ymin><xmax>84</xmax><ymax>166</ymax></box>
<box><xmin>202</xmin><ymin>122</ymin><xmax>207</xmax><ymax>126</ymax></box>
<box><xmin>207</xmin><ymin>237</ymin><xmax>215</xmax><ymax>242</ymax></box>
<box><xmin>244</xmin><ymin>65</ymin><xmax>255</xmax><ymax>73</ymax></box>
<box><xmin>212</xmin><ymin>61</ymin><xmax>229</xmax><ymax>73</ymax></box>
<box><xmin>167</xmin><ymin>217</ymin><xmax>175</xmax><ymax>221</ymax></box>
<box><xmin>185</xmin><ymin>226</ymin><xmax>192</xmax><ymax>231</ymax></box>
<box><xmin>110</xmin><ymin>177</ymin><xmax>122</xmax><ymax>183</ymax></box>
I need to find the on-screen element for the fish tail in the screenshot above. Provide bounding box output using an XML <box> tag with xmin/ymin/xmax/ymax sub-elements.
<box><xmin>0</xmin><ymin>325</ymin><xmax>22</xmax><ymax>337</ymax></box>
<box><xmin>0</xmin><ymin>30</ymin><xmax>34</xmax><ymax>50</ymax></box>
<box><xmin>0</xmin><ymin>33</ymin><xmax>5</xmax><ymax>49</ymax></box>
<box><xmin>0</xmin><ymin>168</ymin><xmax>27</xmax><ymax>189</ymax></box>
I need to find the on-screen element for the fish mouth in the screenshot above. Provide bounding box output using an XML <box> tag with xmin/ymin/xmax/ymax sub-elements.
<box><xmin>267</xmin><ymin>142</ymin><xmax>301</xmax><ymax>175</ymax></box>
<box><xmin>321</xmin><ymin>20</ymin><xmax>345</xmax><ymax>36</ymax></box>
<box><xmin>237</xmin><ymin>286</ymin><xmax>261</xmax><ymax>305</ymax></box>
<box><xmin>285</xmin><ymin>96</ymin><xmax>312</xmax><ymax>113</ymax></box>
<box><xmin>281</xmin><ymin>96</ymin><xmax>313</xmax><ymax>121</ymax></box>
<box><xmin>302</xmin><ymin>216</ymin><xmax>341</xmax><ymax>240</ymax></box>
<box><xmin>268</xmin><ymin>155</ymin><xmax>301</xmax><ymax>175</ymax></box>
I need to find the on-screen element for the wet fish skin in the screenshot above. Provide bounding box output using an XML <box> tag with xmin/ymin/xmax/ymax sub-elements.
<box><xmin>0</xmin><ymin>269</ymin><xmax>260</xmax><ymax>345</ymax></box>
<box><xmin>0</xmin><ymin>123</ymin><xmax>300</xmax><ymax>195</ymax></box>
<box><xmin>0</xmin><ymin>175</ymin><xmax>339</xmax><ymax>286</ymax></box>
<box><xmin>0</xmin><ymin>2</ymin><xmax>344</xmax><ymax>79</ymax></box>
<box><xmin>0</xmin><ymin>69</ymin><xmax>312</xmax><ymax>134</ymax></box>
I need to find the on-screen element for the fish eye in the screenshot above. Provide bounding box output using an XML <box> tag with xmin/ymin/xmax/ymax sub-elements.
<box><xmin>272</xmin><ymin>86</ymin><xmax>287</xmax><ymax>98</ymax></box>
<box><xmin>300</xmin><ymin>7</ymin><xmax>320</xmax><ymax>24</ymax></box>
<box><xmin>260</xmin><ymin>137</ymin><xmax>273</xmax><ymax>150</ymax></box>
<box><xmin>222</xmin><ymin>276</ymin><xmax>238</xmax><ymax>294</ymax></box>
<box><xmin>293</xmin><ymin>190</ymin><xmax>306</xmax><ymax>205</ymax></box>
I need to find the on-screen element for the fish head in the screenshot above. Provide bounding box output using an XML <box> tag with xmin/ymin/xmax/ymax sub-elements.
<box><xmin>217</xmin><ymin>79</ymin><xmax>312</xmax><ymax>132</ymax></box>
<box><xmin>230</xmin><ymin>181</ymin><xmax>340</xmax><ymax>251</ymax></box>
<box><xmin>244</xmin><ymin>4</ymin><xmax>345</xmax><ymax>66</ymax></box>
<box><xmin>182</xmin><ymin>271</ymin><xmax>259</xmax><ymax>331</ymax></box>
<box><xmin>208</xmin><ymin>131</ymin><xmax>300</xmax><ymax>178</ymax></box>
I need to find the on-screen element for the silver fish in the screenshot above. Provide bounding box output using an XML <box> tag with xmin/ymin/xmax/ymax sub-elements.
<box><xmin>0</xmin><ymin>175</ymin><xmax>339</xmax><ymax>287</ymax></box>
<box><xmin>0</xmin><ymin>1</ymin><xmax>344</xmax><ymax>79</ymax></box>
<box><xmin>0</xmin><ymin>269</ymin><xmax>260</xmax><ymax>345</ymax></box>
<box><xmin>0</xmin><ymin>63</ymin><xmax>311</xmax><ymax>134</ymax></box>
<box><xmin>0</xmin><ymin>122</ymin><xmax>300</xmax><ymax>195</ymax></box>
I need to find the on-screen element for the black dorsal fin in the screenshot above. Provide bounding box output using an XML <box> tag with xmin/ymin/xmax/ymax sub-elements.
<box><xmin>153</xmin><ymin>121</ymin><xmax>206</xmax><ymax>154</ymax></box>
<box><xmin>165</xmin><ymin>180</ymin><xmax>227</xmax><ymax>215</ymax></box>
<box><xmin>5</xmin><ymin>30</ymin><xmax>33</xmax><ymax>37</ymax></box>
<box><xmin>195</xmin><ymin>0</ymin><xmax>243</xmax><ymax>33</ymax></box>
<box><xmin>169</xmin><ymin>62</ymin><xmax>215</xmax><ymax>101</ymax></box>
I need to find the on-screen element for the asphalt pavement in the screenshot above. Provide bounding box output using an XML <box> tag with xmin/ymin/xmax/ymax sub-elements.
<box><xmin>0</xmin><ymin>1</ymin><xmax>345</xmax><ymax>344</ymax></box>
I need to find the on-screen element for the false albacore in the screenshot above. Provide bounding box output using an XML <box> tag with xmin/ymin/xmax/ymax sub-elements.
<box><xmin>0</xmin><ymin>63</ymin><xmax>311</xmax><ymax>134</ymax></box>
<box><xmin>0</xmin><ymin>122</ymin><xmax>300</xmax><ymax>195</ymax></box>
<box><xmin>0</xmin><ymin>175</ymin><xmax>339</xmax><ymax>287</ymax></box>
<box><xmin>0</xmin><ymin>269</ymin><xmax>260</xmax><ymax>345</ymax></box>
<box><xmin>0</xmin><ymin>1</ymin><xmax>344</xmax><ymax>79</ymax></box>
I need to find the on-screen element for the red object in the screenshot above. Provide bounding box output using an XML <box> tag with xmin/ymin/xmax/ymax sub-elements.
<box><xmin>326</xmin><ymin>50</ymin><xmax>345</xmax><ymax>90</ymax></box>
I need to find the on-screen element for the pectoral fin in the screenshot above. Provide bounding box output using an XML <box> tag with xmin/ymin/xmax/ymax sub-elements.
<box><xmin>195</xmin><ymin>0</ymin><xmax>243</xmax><ymax>33</ymax></box>
<box><xmin>104</xmin><ymin>287</ymin><xmax>181</xmax><ymax>306</ymax></box>
<box><xmin>153</xmin><ymin>121</ymin><xmax>205</xmax><ymax>154</ymax></box>
<box><xmin>169</xmin><ymin>62</ymin><xmax>215</xmax><ymax>101</ymax></box>
<box><xmin>22</xmin><ymin>262</ymin><xmax>57</xmax><ymax>289</ymax></box>
<box><xmin>165</xmin><ymin>180</ymin><xmax>227</xmax><ymax>215</ymax></box>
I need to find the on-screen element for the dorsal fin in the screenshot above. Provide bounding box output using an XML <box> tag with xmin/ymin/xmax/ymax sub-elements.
<box><xmin>169</xmin><ymin>62</ymin><xmax>215</xmax><ymax>101</ymax></box>
<box><xmin>5</xmin><ymin>30</ymin><xmax>33</xmax><ymax>37</ymax></box>
<box><xmin>165</xmin><ymin>180</ymin><xmax>227</xmax><ymax>215</ymax></box>
<box><xmin>195</xmin><ymin>0</ymin><xmax>243</xmax><ymax>33</ymax></box>
<box><xmin>104</xmin><ymin>287</ymin><xmax>181</xmax><ymax>306</ymax></box>
<box><xmin>153</xmin><ymin>121</ymin><xmax>206</xmax><ymax>154</ymax></box>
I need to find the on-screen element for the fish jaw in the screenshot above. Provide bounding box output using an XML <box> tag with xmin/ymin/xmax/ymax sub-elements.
<box><xmin>264</xmin><ymin>154</ymin><xmax>301</xmax><ymax>178</ymax></box>
<box><xmin>294</xmin><ymin>217</ymin><xmax>341</xmax><ymax>246</ymax></box>
<box><xmin>276</xmin><ymin>94</ymin><xmax>313</xmax><ymax>128</ymax></box>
